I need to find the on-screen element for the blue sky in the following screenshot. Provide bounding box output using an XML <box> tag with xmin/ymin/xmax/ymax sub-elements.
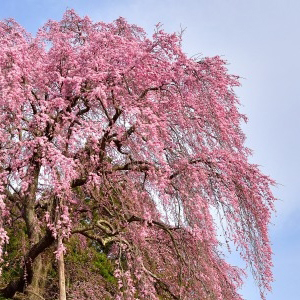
<box><xmin>1</xmin><ymin>1</ymin><xmax>299</xmax><ymax>299</ymax></box>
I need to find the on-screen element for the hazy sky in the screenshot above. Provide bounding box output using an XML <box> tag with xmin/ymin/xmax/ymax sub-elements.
<box><xmin>1</xmin><ymin>1</ymin><xmax>299</xmax><ymax>299</ymax></box>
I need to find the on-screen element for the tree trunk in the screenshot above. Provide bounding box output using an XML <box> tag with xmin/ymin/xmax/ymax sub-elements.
<box><xmin>58</xmin><ymin>237</ymin><xmax>67</xmax><ymax>300</ymax></box>
<box><xmin>0</xmin><ymin>230</ymin><xmax>55</xmax><ymax>298</ymax></box>
<box><xmin>27</xmin><ymin>255</ymin><xmax>44</xmax><ymax>300</ymax></box>
<box><xmin>24</xmin><ymin>164</ymin><xmax>43</xmax><ymax>299</ymax></box>
<box><xmin>26</xmin><ymin>252</ymin><xmax>51</xmax><ymax>300</ymax></box>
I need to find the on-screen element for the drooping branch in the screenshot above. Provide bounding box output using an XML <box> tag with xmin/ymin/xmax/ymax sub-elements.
<box><xmin>127</xmin><ymin>215</ymin><xmax>184</xmax><ymax>263</ymax></box>
<box><xmin>143</xmin><ymin>265</ymin><xmax>180</xmax><ymax>300</ymax></box>
<box><xmin>169</xmin><ymin>157</ymin><xmax>217</xmax><ymax>180</ymax></box>
<box><xmin>127</xmin><ymin>215</ymin><xmax>180</xmax><ymax>231</ymax></box>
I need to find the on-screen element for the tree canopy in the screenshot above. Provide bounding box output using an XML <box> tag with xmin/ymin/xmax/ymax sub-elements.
<box><xmin>0</xmin><ymin>10</ymin><xmax>275</xmax><ymax>300</ymax></box>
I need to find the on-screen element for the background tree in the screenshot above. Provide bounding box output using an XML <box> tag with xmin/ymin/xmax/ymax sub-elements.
<box><xmin>0</xmin><ymin>10</ymin><xmax>275</xmax><ymax>300</ymax></box>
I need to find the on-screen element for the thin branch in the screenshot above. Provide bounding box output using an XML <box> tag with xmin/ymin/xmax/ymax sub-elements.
<box><xmin>127</xmin><ymin>215</ymin><xmax>185</xmax><ymax>264</ymax></box>
<box><xmin>113</xmin><ymin>160</ymin><xmax>152</xmax><ymax>172</ymax></box>
<box><xmin>142</xmin><ymin>264</ymin><xmax>179</xmax><ymax>300</ymax></box>
<box><xmin>138</xmin><ymin>86</ymin><xmax>160</xmax><ymax>100</ymax></box>
<box><xmin>30</xmin><ymin>91</ymin><xmax>38</xmax><ymax>114</ymax></box>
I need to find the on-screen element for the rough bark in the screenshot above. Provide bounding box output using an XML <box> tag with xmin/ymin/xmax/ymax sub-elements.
<box><xmin>24</xmin><ymin>163</ymin><xmax>44</xmax><ymax>299</ymax></box>
<box><xmin>26</xmin><ymin>253</ymin><xmax>51</xmax><ymax>300</ymax></box>
<box><xmin>0</xmin><ymin>230</ymin><xmax>55</xmax><ymax>299</ymax></box>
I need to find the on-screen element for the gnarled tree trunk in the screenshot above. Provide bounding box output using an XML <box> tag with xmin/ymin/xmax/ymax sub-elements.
<box><xmin>0</xmin><ymin>230</ymin><xmax>54</xmax><ymax>298</ymax></box>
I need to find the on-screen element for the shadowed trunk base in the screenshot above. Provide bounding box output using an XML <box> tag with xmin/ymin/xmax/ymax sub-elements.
<box><xmin>0</xmin><ymin>230</ymin><xmax>54</xmax><ymax>299</ymax></box>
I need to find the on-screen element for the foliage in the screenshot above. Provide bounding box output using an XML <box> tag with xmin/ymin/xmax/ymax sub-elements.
<box><xmin>0</xmin><ymin>9</ymin><xmax>275</xmax><ymax>299</ymax></box>
<box><xmin>1</xmin><ymin>228</ymin><xmax>24</xmax><ymax>284</ymax></box>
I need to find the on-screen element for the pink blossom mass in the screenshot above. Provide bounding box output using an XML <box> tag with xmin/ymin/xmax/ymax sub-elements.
<box><xmin>0</xmin><ymin>10</ymin><xmax>276</xmax><ymax>299</ymax></box>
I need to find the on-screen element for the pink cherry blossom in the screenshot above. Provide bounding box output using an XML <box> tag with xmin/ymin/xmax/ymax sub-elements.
<box><xmin>0</xmin><ymin>10</ymin><xmax>275</xmax><ymax>299</ymax></box>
